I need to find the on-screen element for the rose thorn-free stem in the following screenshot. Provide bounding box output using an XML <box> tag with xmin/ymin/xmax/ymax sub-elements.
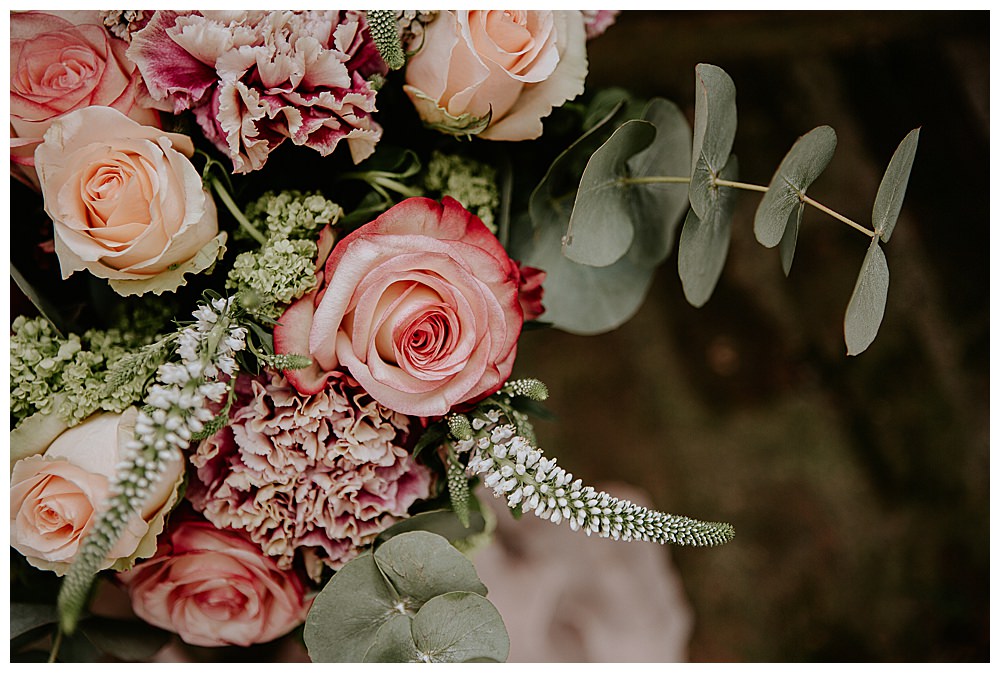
<box><xmin>209</xmin><ymin>177</ymin><xmax>267</xmax><ymax>246</ymax></box>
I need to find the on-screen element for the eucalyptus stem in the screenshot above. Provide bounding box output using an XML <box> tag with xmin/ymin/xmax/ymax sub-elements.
<box><xmin>620</xmin><ymin>175</ymin><xmax>876</xmax><ymax>238</ymax></box>
<box><xmin>209</xmin><ymin>177</ymin><xmax>267</xmax><ymax>245</ymax></box>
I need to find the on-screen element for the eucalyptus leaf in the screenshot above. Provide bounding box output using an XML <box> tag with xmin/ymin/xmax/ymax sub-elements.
<box><xmin>528</xmin><ymin>99</ymin><xmax>626</xmax><ymax>236</ymax></box>
<box><xmin>563</xmin><ymin>120</ymin><xmax>657</xmax><ymax>267</ymax></box>
<box><xmin>510</xmin><ymin>212</ymin><xmax>657</xmax><ymax>335</ymax></box>
<box><xmin>844</xmin><ymin>237</ymin><xmax>890</xmax><ymax>356</ymax></box>
<box><xmin>678</xmin><ymin>156</ymin><xmax>740</xmax><ymax>307</ymax></box>
<box><xmin>754</xmin><ymin>125</ymin><xmax>837</xmax><ymax>248</ymax></box>
<box><xmin>873</xmin><ymin>127</ymin><xmax>920</xmax><ymax>243</ymax></box>
<box><xmin>374</xmin><ymin>531</ymin><xmax>487</xmax><ymax>606</ymax></box>
<box><xmin>303</xmin><ymin>552</ymin><xmax>399</xmax><ymax>663</ymax></box>
<box><xmin>689</xmin><ymin>64</ymin><xmax>737</xmax><ymax>220</ymax></box>
<box><xmin>410</xmin><ymin>592</ymin><xmax>509</xmax><ymax>663</ymax></box>
<box><xmin>778</xmin><ymin>204</ymin><xmax>803</xmax><ymax>276</ymax></box>
<box><xmin>627</xmin><ymin>97</ymin><xmax>693</xmax><ymax>265</ymax></box>
<box><xmin>11</xmin><ymin>603</ymin><xmax>58</xmax><ymax>640</ymax></box>
<box><xmin>364</xmin><ymin>614</ymin><xmax>423</xmax><ymax>663</ymax></box>
<box><xmin>376</xmin><ymin>509</ymin><xmax>487</xmax><ymax>546</ymax></box>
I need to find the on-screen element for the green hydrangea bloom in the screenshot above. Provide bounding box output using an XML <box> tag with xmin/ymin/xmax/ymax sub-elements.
<box><xmin>10</xmin><ymin>317</ymin><xmax>156</xmax><ymax>427</ymax></box>
<box><xmin>423</xmin><ymin>151</ymin><xmax>500</xmax><ymax>232</ymax></box>
<box><xmin>227</xmin><ymin>238</ymin><xmax>320</xmax><ymax>320</ymax></box>
<box><xmin>241</xmin><ymin>190</ymin><xmax>342</xmax><ymax>242</ymax></box>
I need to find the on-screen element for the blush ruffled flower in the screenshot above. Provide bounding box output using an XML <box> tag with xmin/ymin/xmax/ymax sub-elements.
<box><xmin>187</xmin><ymin>372</ymin><xmax>432</xmax><ymax>580</ymax></box>
<box><xmin>127</xmin><ymin>10</ymin><xmax>386</xmax><ymax>173</ymax></box>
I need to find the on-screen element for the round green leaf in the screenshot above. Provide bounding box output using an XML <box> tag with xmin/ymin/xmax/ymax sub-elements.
<box><xmin>373</xmin><ymin>531</ymin><xmax>487</xmax><ymax>607</ymax></box>
<box><xmin>754</xmin><ymin>125</ymin><xmax>837</xmax><ymax>248</ymax></box>
<box><xmin>563</xmin><ymin>120</ymin><xmax>657</xmax><ymax>267</ymax></box>
<box><xmin>627</xmin><ymin>98</ymin><xmax>693</xmax><ymax>265</ymax></box>
<box><xmin>844</xmin><ymin>237</ymin><xmax>890</xmax><ymax>356</ymax></box>
<box><xmin>778</xmin><ymin>203</ymin><xmax>804</xmax><ymax>276</ymax></box>
<box><xmin>303</xmin><ymin>552</ymin><xmax>399</xmax><ymax>663</ymax></box>
<box><xmin>363</xmin><ymin>614</ymin><xmax>423</xmax><ymax>663</ymax></box>
<box><xmin>510</xmin><ymin>212</ymin><xmax>657</xmax><ymax>335</ymax></box>
<box><xmin>873</xmin><ymin>127</ymin><xmax>920</xmax><ymax>243</ymax></box>
<box><xmin>678</xmin><ymin>156</ymin><xmax>740</xmax><ymax>307</ymax></box>
<box><xmin>689</xmin><ymin>64</ymin><xmax>737</xmax><ymax>220</ymax></box>
<box><xmin>410</xmin><ymin>592</ymin><xmax>509</xmax><ymax>663</ymax></box>
<box><xmin>376</xmin><ymin>509</ymin><xmax>487</xmax><ymax>546</ymax></box>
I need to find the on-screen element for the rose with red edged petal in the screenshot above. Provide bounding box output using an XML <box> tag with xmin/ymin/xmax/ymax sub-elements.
<box><xmin>275</xmin><ymin>197</ymin><xmax>523</xmax><ymax>417</ymax></box>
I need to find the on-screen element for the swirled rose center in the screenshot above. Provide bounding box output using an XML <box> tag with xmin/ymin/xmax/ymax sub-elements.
<box><xmin>194</xmin><ymin>583</ymin><xmax>252</xmax><ymax>620</ymax></box>
<box><xmin>80</xmin><ymin>151</ymin><xmax>155</xmax><ymax>240</ymax></box>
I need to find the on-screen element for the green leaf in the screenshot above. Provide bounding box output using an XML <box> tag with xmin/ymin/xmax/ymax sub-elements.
<box><xmin>627</xmin><ymin>97</ymin><xmax>693</xmax><ymax>265</ymax></box>
<box><xmin>412</xmin><ymin>423</ymin><xmax>447</xmax><ymax>459</ymax></box>
<box><xmin>689</xmin><ymin>64</ymin><xmax>737</xmax><ymax>220</ymax></box>
<box><xmin>303</xmin><ymin>552</ymin><xmax>399</xmax><ymax>663</ymax></box>
<box><xmin>778</xmin><ymin>204</ymin><xmax>803</xmax><ymax>276</ymax></box>
<box><xmin>409</xmin><ymin>592</ymin><xmax>509</xmax><ymax>663</ymax></box>
<box><xmin>678</xmin><ymin>156</ymin><xmax>740</xmax><ymax>307</ymax></box>
<box><xmin>754</xmin><ymin>125</ymin><xmax>838</xmax><ymax>248</ymax></box>
<box><xmin>305</xmin><ymin>531</ymin><xmax>502</xmax><ymax>662</ymax></box>
<box><xmin>873</xmin><ymin>127</ymin><xmax>920</xmax><ymax>242</ymax></box>
<box><xmin>563</xmin><ymin>120</ymin><xmax>657</xmax><ymax>267</ymax></box>
<box><xmin>844</xmin><ymin>237</ymin><xmax>890</xmax><ymax>356</ymax></box>
<box><xmin>376</xmin><ymin>509</ymin><xmax>487</xmax><ymax>546</ymax></box>
<box><xmin>510</xmin><ymin>212</ymin><xmax>657</xmax><ymax>335</ymax></box>
<box><xmin>363</xmin><ymin>614</ymin><xmax>423</xmax><ymax>662</ymax></box>
<box><xmin>11</xmin><ymin>603</ymin><xmax>58</xmax><ymax>640</ymax></box>
<box><xmin>78</xmin><ymin>618</ymin><xmax>170</xmax><ymax>661</ymax></box>
<box><xmin>108</xmin><ymin>232</ymin><xmax>227</xmax><ymax>297</ymax></box>
<box><xmin>374</xmin><ymin>531</ymin><xmax>487</xmax><ymax>606</ymax></box>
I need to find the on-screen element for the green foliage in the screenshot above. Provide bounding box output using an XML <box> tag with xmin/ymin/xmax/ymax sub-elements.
<box><xmin>754</xmin><ymin>125</ymin><xmax>838</xmax><ymax>254</ymax></box>
<box><xmin>241</xmin><ymin>190</ymin><xmax>341</xmax><ymax>242</ymax></box>
<box><xmin>689</xmin><ymin>63</ymin><xmax>738</xmax><ymax>221</ymax></box>
<box><xmin>873</xmin><ymin>128</ymin><xmax>921</xmax><ymax>243</ymax></box>
<box><xmin>303</xmin><ymin>531</ymin><xmax>507</xmax><ymax>663</ymax></box>
<box><xmin>376</xmin><ymin>509</ymin><xmax>487</xmax><ymax>547</ymax></box>
<box><xmin>678</xmin><ymin>157</ymin><xmax>740</xmax><ymax>307</ymax></box>
<box><xmin>366</xmin><ymin>10</ymin><xmax>405</xmax><ymax>70</ymax></box>
<box><xmin>844</xmin><ymin>238</ymin><xmax>890</xmax><ymax>356</ymax></box>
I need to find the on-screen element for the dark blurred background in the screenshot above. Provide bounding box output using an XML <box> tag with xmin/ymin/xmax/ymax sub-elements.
<box><xmin>510</xmin><ymin>10</ymin><xmax>989</xmax><ymax>662</ymax></box>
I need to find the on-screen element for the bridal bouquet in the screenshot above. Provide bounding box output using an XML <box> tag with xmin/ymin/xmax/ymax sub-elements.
<box><xmin>10</xmin><ymin>10</ymin><xmax>918</xmax><ymax>663</ymax></box>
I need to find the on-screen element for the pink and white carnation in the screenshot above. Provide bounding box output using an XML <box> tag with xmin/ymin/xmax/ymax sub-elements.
<box><xmin>127</xmin><ymin>10</ymin><xmax>387</xmax><ymax>174</ymax></box>
<box><xmin>187</xmin><ymin>371</ymin><xmax>432</xmax><ymax>581</ymax></box>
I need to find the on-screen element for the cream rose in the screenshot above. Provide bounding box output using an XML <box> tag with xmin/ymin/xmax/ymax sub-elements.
<box><xmin>275</xmin><ymin>196</ymin><xmax>523</xmax><ymax>417</ymax></box>
<box><xmin>10</xmin><ymin>11</ymin><xmax>160</xmax><ymax>188</ymax></box>
<box><xmin>118</xmin><ymin>511</ymin><xmax>311</xmax><ymax>648</ymax></box>
<box><xmin>34</xmin><ymin>105</ymin><xmax>220</xmax><ymax>291</ymax></box>
<box><xmin>9</xmin><ymin>409</ymin><xmax>184</xmax><ymax>575</ymax></box>
<box><xmin>404</xmin><ymin>10</ymin><xmax>587</xmax><ymax>141</ymax></box>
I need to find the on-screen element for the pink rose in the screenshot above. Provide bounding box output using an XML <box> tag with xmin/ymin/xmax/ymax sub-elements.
<box><xmin>275</xmin><ymin>197</ymin><xmax>523</xmax><ymax>417</ymax></box>
<box><xmin>404</xmin><ymin>10</ymin><xmax>588</xmax><ymax>141</ymax></box>
<box><xmin>10</xmin><ymin>11</ymin><xmax>160</xmax><ymax>188</ymax></box>
<box><xmin>34</xmin><ymin>106</ymin><xmax>219</xmax><ymax>290</ymax></box>
<box><xmin>9</xmin><ymin>409</ymin><xmax>183</xmax><ymax>574</ymax></box>
<box><xmin>118</xmin><ymin>511</ymin><xmax>311</xmax><ymax>648</ymax></box>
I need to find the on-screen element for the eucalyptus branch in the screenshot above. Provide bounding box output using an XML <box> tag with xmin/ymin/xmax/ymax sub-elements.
<box><xmin>620</xmin><ymin>174</ymin><xmax>876</xmax><ymax>238</ymax></box>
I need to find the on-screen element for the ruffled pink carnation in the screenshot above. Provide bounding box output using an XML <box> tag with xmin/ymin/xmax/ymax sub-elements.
<box><xmin>187</xmin><ymin>372</ymin><xmax>432</xmax><ymax>581</ymax></box>
<box><xmin>127</xmin><ymin>10</ymin><xmax>387</xmax><ymax>173</ymax></box>
<box><xmin>581</xmin><ymin>10</ymin><xmax>620</xmax><ymax>39</ymax></box>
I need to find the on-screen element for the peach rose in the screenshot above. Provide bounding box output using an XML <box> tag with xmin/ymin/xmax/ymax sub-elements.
<box><xmin>34</xmin><ymin>106</ymin><xmax>220</xmax><ymax>291</ymax></box>
<box><xmin>10</xmin><ymin>11</ymin><xmax>160</xmax><ymax>188</ymax></box>
<box><xmin>118</xmin><ymin>511</ymin><xmax>311</xmax><ymax>648</ymax></box>
<box><xmin>275</xmin><ymin>197</ymin><xmax>523</xmax><ymax>417</ymax></box>
<box><xmin>9</xmin><ymin>409</ymin><xmax>184</xmax><ymax>575</ymax></box>
<box><xmin>404</xmin><ymin>10</ymin><xmax>587</xmax><ymax>140</ymax></box>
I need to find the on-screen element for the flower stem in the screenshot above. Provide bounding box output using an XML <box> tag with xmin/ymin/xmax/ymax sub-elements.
<box><xmin>801</xmin><ymin>194</ymin><xmax>876</xmax><ymax>238</ymax></box>
<box><xmin>209</xmin><ymin>177</ymin><xmax>267</xmax><ymax>245</ymax></box>
<box><xmin>48</xmin><ymin>627</ymin><xmax>63</xmax><ymax>663</ymax></box>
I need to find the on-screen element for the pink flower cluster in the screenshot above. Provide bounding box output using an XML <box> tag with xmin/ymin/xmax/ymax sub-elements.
<box><xmin>187</xmin><ymin>372</ymin><xmax>433</xmax><ymax>581</ymax></box>
<box><xmin>127</xmin><ymin>10</ymin><xmax>387</xmax><ymax>173</ymax></box>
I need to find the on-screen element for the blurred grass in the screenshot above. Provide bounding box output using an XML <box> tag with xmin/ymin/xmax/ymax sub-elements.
<box><xmin>511</xmin><ymin>10</ymin><xmax>988</xmax><ymax>662</ymax></box>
